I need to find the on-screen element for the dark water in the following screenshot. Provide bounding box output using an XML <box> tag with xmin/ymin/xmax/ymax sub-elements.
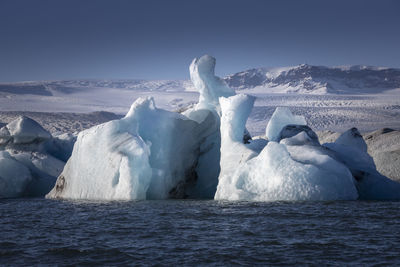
<box><xmin>1</xmin><ymin>199</ymin><xmax>400</xmax><ymax>266</ymax></box>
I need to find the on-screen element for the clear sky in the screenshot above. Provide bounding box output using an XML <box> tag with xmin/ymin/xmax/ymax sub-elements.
<box><xmin>0</xmin><ymin>0</ymin><xmax>399</xmax><ymax>82</ymax></box>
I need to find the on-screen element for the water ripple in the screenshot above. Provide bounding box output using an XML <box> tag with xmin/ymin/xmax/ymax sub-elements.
<box><xmin>1</xmin><ymin>199</ymin><xmax>400</xmax><ymax>265</ymax></box>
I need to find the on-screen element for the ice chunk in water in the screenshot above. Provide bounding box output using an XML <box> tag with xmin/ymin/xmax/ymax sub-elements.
<box><xmin>215</xmin><ymin>95</ymin><xmax>358</xmax><ymax>201</ymax></box>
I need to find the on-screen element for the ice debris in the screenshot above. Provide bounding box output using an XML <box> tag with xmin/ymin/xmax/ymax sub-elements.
<box><xmin>0</xmin><ymin>116</ymin><xmax>75</xmax><ymax>198</ymax></box>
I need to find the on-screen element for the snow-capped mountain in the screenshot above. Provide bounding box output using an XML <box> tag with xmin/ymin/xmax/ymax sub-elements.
<box><xmin>1</xmin><ymin>64</ymin><xmax>400</xmax><ymax>96</ymax></box>
<box><xmin>224</xmin><ymin>64</ymin><xmax>400</xmax><ymax>94</ymax></box>
<box><xmin>0</xmin><ymin>79</ymin><xmax>195</xmax><ymax>96</ymax></box>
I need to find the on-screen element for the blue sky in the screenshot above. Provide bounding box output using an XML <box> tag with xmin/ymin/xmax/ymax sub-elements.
<box><xmin>0</xmin><ymin>0</ymin><xmax>399</xmax><ymax>82</ymax></box>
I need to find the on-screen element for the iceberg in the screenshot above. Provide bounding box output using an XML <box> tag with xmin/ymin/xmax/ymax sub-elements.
<box><xmin>48</xmin><ymin>55</ymin><xmax>234</xmax><ymax>200</ymax></box>
<box><xmin>48</xmin><ymin>97</ymin><xmax>213</xmax><ymax>200</ymax></box>
<box><xmin>42</xmin><ymin>54</ymin><xmax>400</xmax><ymax>202</ymax></box>
<box><xmin>188</xmin><ymin>55</ymin><xmax>235</xmax><ymax>113</ymax></box>
<box><xmin>182</xmin><ymin>55</ymin><xmax>236</xmax><ymax>198</ymax></box>
<box><xmin>0</xmin><ymin>115</ymin><xmax>51</xmax><ymax>145</ymax></box>
<box><xmin>363</xmin><ymin>128</ymin><xmax>400</xmax><ymax>182</ymax></box>
<box><xmin>0</xmin><ymin>116</ymin><xmax>71</xmax><ymax>198</ymax></box>
<box><xmin>215</xmin><ymin>96</ymin><xmax>358</xmax><ymax>201</ymax></box>
<box><xmin>324</xmin><ymin>128</ymin><xmax>400</xmax><ymax>200</ymax></box>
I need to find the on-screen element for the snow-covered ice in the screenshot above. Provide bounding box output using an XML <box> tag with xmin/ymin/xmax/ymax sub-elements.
<box><xmin>0</xmin><ymin>116</ymin><xmax>73</xmax><ymax>198</ymax></box>
<box><xmin>215</xmin><ymin>95</ymin><xmax>358</xmax><ymax>201</ymax></box>
<box><xmin>1</xmin><ymin>55</ymin><xmax>399</xmax><ymax>201</ymax></box>
<box><xmin>188</xmin><ymin>55</ymin><xmax>235</xmax><ymax>113</ymax></box>
<box><xmin>0</xmin><ymin>116</ymin><xmax>51</xmax><ymax>145</ymax></box>
<box><xmin>47</xmin><ymin>97</ymin><xmax>211</xmax><ymax>200</ymax></box>
<box><xmin>324</xmin><ymin>128</ymin><xmax>400</xmax><ymax>200</ymax></box>
<box><xmin>182</xmin><ymin>55</ymin><xmax>236</xmax><ymax>198</ymax></box>
<box><xmin>265</xmin><ymin>107</ymin><xmax>307</xmax><ymax>141</ymax></box>
<box><xmin>48</xmin><ymin>55</ymin><xmax>237</xmax><ymax>200</ymax></box>
<box><xmin>363</xmin><ymin>128</ymin><xmax>400</xmax><ymax>182</ymax></box>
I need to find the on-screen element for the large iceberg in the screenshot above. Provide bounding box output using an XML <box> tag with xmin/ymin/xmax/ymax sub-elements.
<box><xmin>0</xmin><ymin>116</ymin><xmax>73</xmax><ymax>198</ymax></box>
<box><xmin>215</xmin><ymin>95</ymin><xmax>400</xmax><ymax>201</ymax></box>
<box><xmin>43</xmin><ymin>55</ymin><xmax>400</xmax><ymax>202</ymax></box>
<box><xmin>47</xmin><ymin>55</ymin><xmax>237</xmax><ymax>200</ymax></box>
<box><xmin>215</xmin><ymin>95</ymin><xmax>358</xmax><ymax>201</ymax></box>
<box><xmin>182</xmin><ymin>55</ymin><xmax>236</xmax><ymax>198</ymax></box>
<box><xmin>48</xmin><ymin>97</ymin><xmax>214</xmax><ymax>200</ymax></box>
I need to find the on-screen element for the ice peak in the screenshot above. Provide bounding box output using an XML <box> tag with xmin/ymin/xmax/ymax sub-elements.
<box><xmin>125</xmin><ymin>97</ymin><xmax>156</xmax><ymax>119</ymax></box>
<box><xmin>1</xmin><ymin>116</ymin><xmax>51</xmax><ymax>144</ymax></box>
<box><xmin>190</xmin><ymin>55</ymin><xmax>235</xmax><ymax>112</ymax></box>
<box><xmin>265</xmin><ymin>107</ymin><xmax>307</xmax><ymax>142</ymax></box>
<box><xmin>219</xmin><ymin>94</ymin><xmax>256</xmax><ymax>143</ymax></box>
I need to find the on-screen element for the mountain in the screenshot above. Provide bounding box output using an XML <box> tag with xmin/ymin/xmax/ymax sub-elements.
<box><xmin>224</xmin><ymin>64</ymin><xmax>400</xmax><ymax>94</ymax></box>
<box><xmin>1</xmin><ymin>64</ymin><xmax>400</xmax><ymax>96</ymax></box>
<box><xmin>0</xmin><ymin>79</ymin><xmax>195</xmax><ymax>96</ymax></box>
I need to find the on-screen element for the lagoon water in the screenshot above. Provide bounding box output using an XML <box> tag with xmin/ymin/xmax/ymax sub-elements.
<box><xmin>1</xmin><ymin>199</ymin><xmax>400</xmax><ymax>265</ymax></box>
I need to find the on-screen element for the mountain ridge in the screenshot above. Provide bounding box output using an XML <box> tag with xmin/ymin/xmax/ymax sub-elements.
<box><xmin>1</xmin><ymin>64</ymin><xmax>400</xmax><ymax>95</ymax></box>
<box><xmin>224</xmin><ymin>64</ymin><xmax>400</xmax><ymax>94</ymax></box>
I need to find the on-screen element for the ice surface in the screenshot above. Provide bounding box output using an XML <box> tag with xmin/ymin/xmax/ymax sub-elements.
<box><xmin>363</xmin><ymin>129</ymin><xmax>400</xmax><ymax>182</ymax></box>
<box><xmin>0</xmin><ymin>151</ymin><xmax>32</xmax><ymax>198</ymax></box>
<box><xmin>265</xmin><ymin>107</ymin><xmax>307</xmax><ymax>141</ymax></box>
<box><xmin>10</xmin><ymin>150</ymin><xmax>65</xmax><ymax>196</ymax></box>
<box><xmin>188</xmin><ymin>55</ymin><xmax>235</xmax><ymax>113</ymax></box>
<box><xmin>216</xmin><ymin>142</ymin><xmax>358</xmax><ymax>201</ymax></box>
<box><xmin>220</xmin><ymin>94</ymin><xmax>256</xmax><ymax>144</ymax></box>
<box><xmin>44</xmin><ymin>133</ymin><xmax>77</xmax><ymax>162</ymax></box>
<box><xmin>324</xmin><ymin>128</ymin><xmax>400</xmax><ymax>200</ymax></box>
<box><xmin>48</xmin><ymin>55</ymin><xmax>239</xmax><ymax>200</ymax></box>
<box><xmin>0</xmin><ymin>117</ymin><xmax>71</xmax><ymax>198</ymax></box>
<box><xmin>47</xmin><ymin>113</ymin><xmax>152</xmax><ymax>200</ymax></box>
<box><xmin>0</xmin><ymin>116</ymin><xmax>51</xmax><ymax>144</ymax></box>
<box><xmin>47</xmin><ymin>97</ymin><xmax>211</xmax><ymax>200</ymax></box>
<box><xmin>280</xmin><ymin>130</ymin><xmax>319</xmax><ymax>146</ymax></box>
<box><xmin>47</xmin><ymin>55</ymin><xmax>242</xmax><ymax>200</ymax></box>
<box><xmin>215</xmin><ymin>96</ymin><xmax>358</xmax><ymax>201</ymax></box>
<box><xmin>182</xmin><ymin>55</ymin><xmax>236</xmax><ymax>198</ymax></box>
<box><xmin>216</xmin><ymin>94</ymin><xmax>259</xmax><ymax>196</ymax></box>
<box><xmin>334</xmin><ymin>127</ymin><xmax>367</xmax><ymax>153</ymax></box>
